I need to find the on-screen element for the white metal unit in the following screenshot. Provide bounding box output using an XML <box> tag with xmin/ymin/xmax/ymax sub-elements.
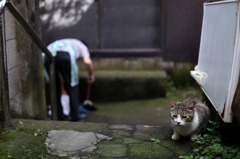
<box><xmin>191</xmin><ymin>0</ymin><xmax>240</xmax><ymax>123</ymax></box>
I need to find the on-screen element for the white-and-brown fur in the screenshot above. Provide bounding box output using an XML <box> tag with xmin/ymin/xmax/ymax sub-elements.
<box><xmin>169</xmin><ymin>96</ymin><xmax>210</xmax><ymax>141</ymax></box>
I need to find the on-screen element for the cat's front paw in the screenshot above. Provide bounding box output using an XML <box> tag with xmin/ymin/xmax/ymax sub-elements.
<box><xmin>191</xmin><ymin>135</ymin><xmax>198</xmax><ymax>141</ymax></box>
<box><xmin>171</xmin><ymin>134</ymin><xmax>180</xmax><ymax>140</ymax></box>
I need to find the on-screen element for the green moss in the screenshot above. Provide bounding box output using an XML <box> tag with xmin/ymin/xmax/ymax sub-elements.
<box><xmin>0</xmin><ymin>130</ymin><xmax>15</xmax><ymax>143</ymax></box>
<box><xmin>172</xmin><ymin>68</ymin><xmax>194</xmax><ymax>88</ymax></box>
<box><xmin>11</xmin><ymin>119</ymin><xmax>108</xmax><ymax>134</ymax></box>
<box><xmin>96</xmin><ymin>144</ymin><xmax>127</xmax><ymax>158</ymax></box>
<box><xmin>100</xmin><ymin>139</ymin><xmax>122</xmax><ymax>144</ymax></box>
<box><xmin>161</xmin><ymin>140</ymin><xmax>192</xmax><ymax>156</ymax></box>
<box><xmin>79</xmin><ymin>58</ymin><xmax>164</xmax><ymax>71</ymax></box>
<box><xmin>130</xmin><ymin>143</ymin><xmax>175</xmax><ymax>159</ymax></box>
<box><xmin>0</xmin><ymin>128</ymin><xmax>67</xmax><ymax>159</ymax></box>
<box><xmin>167</xmin><ymin>63</ymin><xmax>198</xmax><ymax>89</ymax></box>
<box><xmin>11</xmin><ymin>111</ymin><xmax>26</xmax><ymax>119</ymax></box>
<box><xmin>79</xmin><ymin>70</ymin><xmax>166</xmax><ymax>78</ymax></box>
<box><xmin>79</xmin><ymin>70</ymin><xmax>167</xmax><ymax>102</ymax></box>
<box><xmin>84</xmin><ymin>98</ymin><xmax>171</xmax><ymax>126</ymax></box>
<box><xmin>0</xmin><ymin>151</ymin><xmax>14</xmax><ymax>159</ymax></box>
<box><xmin>123</xmin><ymin>138</ymin><xmax>142</xmax><ymax>144</ymax></box>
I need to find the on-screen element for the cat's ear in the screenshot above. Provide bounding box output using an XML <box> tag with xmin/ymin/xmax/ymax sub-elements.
<box><xmin>188</xmin><ymin>101</ymin><xmax>196</xmax><ymax>110</ymax></box>
<box><xmin>168</xmin><ymin>99</ymin><xmax>176</xmax><ymax>108</ymax></box>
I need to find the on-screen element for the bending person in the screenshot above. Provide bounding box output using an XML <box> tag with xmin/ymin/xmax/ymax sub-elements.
<box><xmin>44</xmin><ymin>38</ymin><xmax>95</xmax><ymax>121</ymax></box>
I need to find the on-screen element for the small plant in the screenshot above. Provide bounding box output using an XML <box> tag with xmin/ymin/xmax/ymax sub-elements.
<box><xmin>0</xmin><ymin>130</ymin><xmax>15</xmax><ymax>143</ymax></box>
<box><xmin>0</xmin><ymin>147</ymin><xmax>13</xmax><ymax>159</ymax></box>
<box><xmin>151</xmin><ymin>138</ymin><xmax>161</xmax><ymax>143</ymax></box>
<box><xmin>38</xmin><ymin>154</ymin><xmax>45</xmax><ymax>159</ymax></box>
<box><xmin>167</xmin><ymin>81</ymin><xmax>176</xmax><ymax>91</ymax></box>
<box><xmin>184</xmin><ymin>85</ymin><xmax>198</xmax><ymax>96</ymax></box>
<box><xmin>179</xmin><ymin>121</ymin><xmax>240</xmax><ymax>159</ymax></box>
<box><xmin>6</xmin><ymin>148</ymin><xmax>12</xmax><ymax>158</ymax></box>
<box><xmin>21</xmin><ymin>145</ymin><xmax>31</xmax><ymax>159</ymax></box>
<box><xmin>34</xmin><ymin>129</ymin><xmax>43</xmax><ymax>136</ymax></box>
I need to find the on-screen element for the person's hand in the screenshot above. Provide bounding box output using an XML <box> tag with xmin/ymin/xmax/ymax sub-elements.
<box><xmin>87</xmin><ymin>74</ymin><xmax>95</xmax><ymax>84</ymax></box>
<box><xmin>61</xmin><ymin>89</ymin><xmax>67</xmax><ymax>95</ymax></box>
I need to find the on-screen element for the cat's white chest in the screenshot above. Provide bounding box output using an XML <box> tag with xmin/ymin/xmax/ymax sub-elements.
<box><xmin>173</xmin><ymin>110</ymin><xmax>200</xmax><ymax>136</ymax></box>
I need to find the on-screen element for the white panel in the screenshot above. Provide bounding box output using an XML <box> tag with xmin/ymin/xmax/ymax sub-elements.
<box><xmin>193</xmin><ymin>1</ymin><xmax>238</xmax><ymax>117</ymax></box>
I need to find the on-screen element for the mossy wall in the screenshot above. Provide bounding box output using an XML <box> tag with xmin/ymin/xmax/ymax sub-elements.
<box><xmin>78</xmin><ymin>57</ymin><xmax>174</xmax><ymax>71</ymax></box>
<box><xmin>78</xmin><ymin>71</ymin><xmax>167</xmax><ymax>102</ymax></box>
<box><xmin>77</xmin><ymin>59</ymin><xmax>197</xmax><ymax>102</ymax></box>
<box><xmin>5</xmin><ymin>0</ymin><xmax>46</xmax><ymax>119</ymax></box>
<box><xmin>166</xmin><ymin>63</ymin><xmax>197</xmax><ymax>88</ymax></box>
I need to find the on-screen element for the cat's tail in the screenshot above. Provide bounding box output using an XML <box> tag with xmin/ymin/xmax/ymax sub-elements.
<box><xmin>203</xmin><ymin>105</ymin><xmax>211</xmax><ymax>129</ymax></box>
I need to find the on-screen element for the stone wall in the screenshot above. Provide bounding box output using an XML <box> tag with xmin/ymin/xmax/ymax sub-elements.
<box><xmin>78</xmin><ymin>57</ymin><xmax>174</xmax><ymax>71</ymax></box>
<box><xmin>4</xmin><ymin>0</ymin><xmax>46</xmax><ymax>119</ymax></box>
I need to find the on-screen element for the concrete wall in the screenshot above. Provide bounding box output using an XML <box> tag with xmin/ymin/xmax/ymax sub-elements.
<box><xmin>4</xmin><ymin>0</ymin><xmax>46</xmax><ymax>119</ymax></box>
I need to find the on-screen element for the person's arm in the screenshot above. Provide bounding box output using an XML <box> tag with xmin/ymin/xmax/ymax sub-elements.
<box><xmin>82</xmin><ymin>55</ymin><xmax>95</xmax><ymax>84</ymax></box>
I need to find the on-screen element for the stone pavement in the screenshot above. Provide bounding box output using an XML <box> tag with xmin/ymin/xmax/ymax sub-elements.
<box><xmin>11</xmin><ymin>119</ymin><xmax>193</xmax><ymax>159</ymax></box>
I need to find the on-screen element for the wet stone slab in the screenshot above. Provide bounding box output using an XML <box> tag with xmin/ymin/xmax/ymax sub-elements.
<box><xmin>110</xmin><ymin>129</ymin><xmax>132</xmax><ymax>138</ymax></box>
<box><xmin>109</xmin><ymin>124</ymin><xmax>134</xmax><ymax>138</ymax></box>
<box><xmin>95</xmin><ymin>144</ymin><xmax>128</xmax><ymax>158</ymax></box>
<box><xmin>41</xmin><ymin>123</ymin><xmax>192</xmax><ymax>158</ymax></box>
<box><xmin>134</xmin><ymin>125</ymin><xmax>164</xmax><ymax>139</ymax></box>
<box><xmin>109</xmin><ymin>124</ymin><xmax>133</xmax><ymax>131</ymax></box>
<box><xmin>130</xmin><ymin>143</ymin><xmax>176</xmax><ymax>159</ymax></box>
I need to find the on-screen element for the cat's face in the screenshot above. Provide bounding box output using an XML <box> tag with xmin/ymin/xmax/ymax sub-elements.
<box><xmin>169</xmin><ymin>99</ymin><xmax>195</xmax><ymax>126</ymax></box>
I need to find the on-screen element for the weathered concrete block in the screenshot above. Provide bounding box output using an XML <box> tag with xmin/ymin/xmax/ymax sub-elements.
<box><xmin>79</xmin><ymin>70</ymin><xmax>167</xmax><ymax>102</ymax></box>
<box><xmin>95</xmin><ymin>144</ymin><xmax>127</xmax><ymax>158</ymax></box>
<box><xmin>9</xmin><ymin>93</ymin><xmax>22</xmax><ymax>115</ymax></box>
<box><xmin>6</xmin><ymin>39</ymin><xmax>18</xmax><ymax>70</ymax></box>
<box><xmin>5</xmin><ymin>9</ymin><xmax>16</xmax><ymax>40</ymax></box>
<box><xmin>134</xmin><ymin>125</ymin><xmax>164</xmax><ymax>140</ymax></box>
<box><xmin>8</xmin><ymin>67</ymin><xmax>20</xmax><ymax>99</ymax></box>
<box><xmin>78</xmin><ymin>58</ymin><xmax>174</xmax><ymax>71</ymax></box>
<box><xmin>130</xmin><ymin>143</ymin><xmax>175</xmax><ymax>159</ymax></box>
<box><xmin>4</xmin><ymin>0</ymin><xmax>47</xmax><ymax>119</ymax></box>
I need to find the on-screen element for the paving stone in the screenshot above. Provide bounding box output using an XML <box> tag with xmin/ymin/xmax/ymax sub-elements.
<box><xmin>45</xmin><ymin>130</ymin><xmax>111</xmax><ymax>157</ymax></box>
<box><xmin>70</xmin><ymin>157</ymin><xmax>80</xmax><ymax>159</ymax></box>
<box><xmin>95</xmin><ymin>144</ymin><xmax>127</xmax><ymax>158</ymax></box>
<box><xmin>110</xmin><ymin>129</ymin><xmax>132</xmax><ymax>138</ymax></box>
<box><xmin>109</xmin><ymin>124</ymin><xmax>133</xmax><ymax>131</ymax></box>
<box><xmin>46</xmin><ymin>130</ymin><xmax>97</xmax><ymax>156</ymax></box>
<box><xmin>123</xmin><ymin>138</ymin><xmax>143</xmax><ymax>144</ymax></box>
<box><xmin>130</xmin><ymin>143</ymin><xmax>176</xmax><ymax>159</ymax></box>
<box><xmin>134</xmin><ymin>125</ymin><xmax>164</xmax><ymax>140</ymax></box>
<box><xmin>10</xmin><ymin>118</ymin><xmax>193</xmax><ymax>159</ymax></box>
<box><xmin>95</xmin><ymin>133</ymin><xmax>112</xmax><ymax>142</ymax></box>
<box><xmin>161</xmin><ymin>139</ymin><xmax>192</xmax><ymax>156</ymax></box>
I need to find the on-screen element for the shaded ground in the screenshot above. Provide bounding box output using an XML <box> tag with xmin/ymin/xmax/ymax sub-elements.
<box><xmin>82</xmin><ymin>98</ymin><xmax>171</xmax><ymax>126</ymax></box>
<box><xmin>82</xmin><ymin>88</ymin><xmax>202</xmax><ymax>126</ymax></box>
<box><xmin>0</xmin><ymin>89</ymin><xmax>201</xmax><ymax>159</ymax></box>
<box><xmin>1</xmin><ymin>118</ymin><xmax>192</xmax><ymax>159</ymax></box>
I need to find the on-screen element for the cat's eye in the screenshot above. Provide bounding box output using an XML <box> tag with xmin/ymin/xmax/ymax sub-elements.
<box><xmin>182</xmin><ymin>115</ymin><xmax>187</xmax><ymax>118</ymax></box>
<box><xmin>172</xmin><ymin>115</ymin><xmax>177</xmax><ymax>118</ymax></box>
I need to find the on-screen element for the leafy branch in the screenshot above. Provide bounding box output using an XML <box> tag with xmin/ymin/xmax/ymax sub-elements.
<box><xmin>179</xmin><ymin>121</ymin><xmax>240</xmax><ymax>159</ymax></box>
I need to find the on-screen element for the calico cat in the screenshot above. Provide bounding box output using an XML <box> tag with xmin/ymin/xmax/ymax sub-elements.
<box><xmin>169</xmin><ymin>96</ymin><xmax>210</xmax><ymax>141</ymax></box>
